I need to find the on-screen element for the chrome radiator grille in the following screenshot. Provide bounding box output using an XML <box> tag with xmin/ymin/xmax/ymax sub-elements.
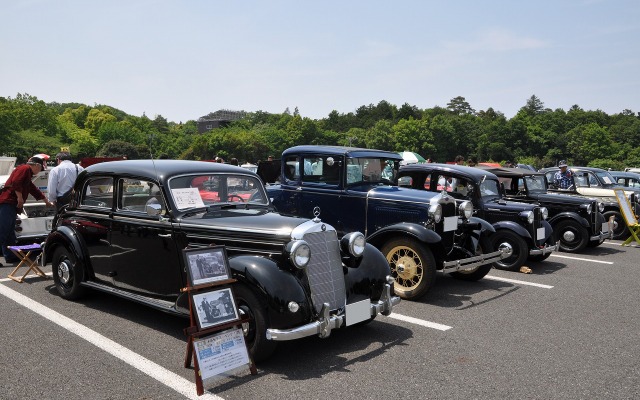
<box><xmin>303</xmin><ymin>230</ymin><xmax>346</xmax><ymax>313</ymax></box>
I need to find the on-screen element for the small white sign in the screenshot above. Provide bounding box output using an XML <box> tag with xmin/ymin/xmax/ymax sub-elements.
<box><xmin>345</xmin><ymin>299</ymin><xmax>371</xmax><ymax>326</ymax></box>
<box><xmin>443</xmin><ymin>216</ymin><xmax>458</xmax><ymax>232</ymax></box>
<box><xmin>536</xmin><ymin>227</ymin><xmax>545</xmax><ymax>241</ymax></box>
<box><xmin>194</xmin><ymin>328</ymin><xmax>251</xmax><ymax>386</ymax></box>
<box><xmin>171</xmin><ymin>187</ymin><xmax>205</xmax><ymax>210</ymax></box>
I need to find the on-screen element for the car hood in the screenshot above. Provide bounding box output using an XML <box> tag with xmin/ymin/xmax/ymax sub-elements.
<box><xmin>366</xmin><ymin>185</ymin><xmax>445</xmax><ymax>203</ymax></box>
<box><xmin>484</xmin><ymin>197</ymin><xmax>537</xmax><ymax>212</ymax></box>
<box><xmin>530</xmin><ymin>192</ymin><xmax>594</xmax><ymax>206</ymax></box>
<box><xmin>177</xmin><ymin>208</ymin><xmax>307</xmax><ymax>237</ymax></box>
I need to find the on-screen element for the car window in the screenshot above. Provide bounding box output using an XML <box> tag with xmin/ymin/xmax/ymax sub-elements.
<box><xmin>346</xmin><ymin>157</ymin><xmax>397</xmax><ymax>185</ymax></box>
<box><xmin>480</xmin><ymin>179</ymin><xmax>500</xmax><ymax>198</ymax></box>
<box><xmin>300</xmin><ymin>156</ymin><xmax>340</xmax><ymax>186</ymax></box>
<box><xmin>81</xmin><ymin>177</ymin><xmax>114</xmax><ymax>208</ymax></box>
<box><xmin>397</xmin><ymin>176</ymin><xmax>413</xmax><ymax>187</ymax></box>
<box><xmin>587</xmin><ymin>173</ymin><xmax>601</xmax><ymax>187</ymax></box>
<box><xmin>283</xmin><ymin>156</ymin><xmax>301</xmax><ymax>181</ymax></box>
<box><xmin>119</xmin><ymin>178</ymin><xmax>166</xmax><ymax>214</ymax></box>
<box><xmin>168</xmin><ymin>173</ymin><xmax>267</xmax><ymax>210</ymax></box>
<box><xmin>524</xmin><ymin>175</ymin><xmax>545</xmax><ymax>192</ymax></box>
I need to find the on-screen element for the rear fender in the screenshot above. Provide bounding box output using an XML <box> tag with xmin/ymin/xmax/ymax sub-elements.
<box><xmin>43</xmin><ymin>226</ymin><xmax>87</xmax><ymax>267</ymax></box>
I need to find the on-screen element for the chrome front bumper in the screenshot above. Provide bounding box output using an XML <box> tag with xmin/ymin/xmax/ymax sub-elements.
<box><xmin>441</xmin><ymin>248</ymin><xmax>507</xmax><ymax>272</ymax></box>
<box><xmin>529</xmin><ymin>240</ymin><xmax>559</xmax><ymax>256</ymax></box>
<box><xmin>265</xmin><ymin>280</ymin><xmax>400</xmax><ymax>342</ymax></box>
<box><xmin>591</xmin><ymin>216</ymin><xmax>614</xmax><ymax>241</ymax></box>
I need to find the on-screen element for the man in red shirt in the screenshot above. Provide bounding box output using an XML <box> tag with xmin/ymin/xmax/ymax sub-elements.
<box><xmin>0</xmin><ymin>156</ymin><xmax>53</xmax><ymax>264</ymax></box>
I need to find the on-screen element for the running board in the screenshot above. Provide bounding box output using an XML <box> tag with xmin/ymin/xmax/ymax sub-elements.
<box><xmin>81</xmin><ymin>281</ymin><xmax>181</xmax><ymax>315</ymax></box>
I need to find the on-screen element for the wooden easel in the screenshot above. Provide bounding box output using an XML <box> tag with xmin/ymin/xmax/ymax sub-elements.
<box><xmin>613</xmin><ymin>189</ymin><xmax>640</xmax><ymax>246</ymax></box>
<box><xmin>181</xmin><ymin>245</ymin><xmax>256</xmax><ymax>396</ymax></box>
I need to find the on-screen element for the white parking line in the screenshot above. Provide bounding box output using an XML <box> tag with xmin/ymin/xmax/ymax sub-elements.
<box><xmin>550</xmin><ymin>254</ymin><xmax>614</xmax><ymax>264</ymax></box>
<box><xmin>387</xmin><ymin>313</ymin><xmax>452</xmax><ymax>331</ymax></box>
<box><xmin>0</xmin><ymin>283</ymin><xmax>223</xmax><ymax>400</ymax></box>
<box><xmin>484</xmin><ymin>275</ymin><xmax>554</xmax><ymax>289</ymax></box>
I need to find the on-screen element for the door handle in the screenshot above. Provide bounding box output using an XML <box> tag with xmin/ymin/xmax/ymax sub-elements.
<box><xmin>158</xmin><ymin>233</ymin><xmax>172</xmax><ymax>238</ymax></box>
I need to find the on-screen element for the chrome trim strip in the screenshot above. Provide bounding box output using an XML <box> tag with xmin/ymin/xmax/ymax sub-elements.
<box><xmin>178</xmin><ymin>222</ymin><xmax>293</xmax><ymax>236</ymax></box>
<box><xmin>529</xmin><ymin>241</ymin><xmax>560</xmax><ymax>256</ymax></box>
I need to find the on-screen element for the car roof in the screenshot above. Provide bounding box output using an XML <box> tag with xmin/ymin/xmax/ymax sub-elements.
<box><xmin>609</xmin><ymin>171</ymin><xmax>640</xmax><ymax>178</ymax></box>
<box><xmin>84</xmin><ymin>159</ymin><xmax>252</xmax><ymax>182</ymax></box>
<box><xmin>282</xmin><ymin>145</ymin><xmax>403</xmax><ymax>160</ymax></box>
<box><xmin>400</xmin><ymin>163</ymin><xmax>499</xmax><ymax>181</ymax></box>
<box><xmin>476</xmin><ymin>165</ymin><xmax>544</xmax><ymax>177</ymax></box>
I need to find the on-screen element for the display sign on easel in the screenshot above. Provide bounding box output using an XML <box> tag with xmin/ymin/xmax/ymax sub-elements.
<box><xmin>181</xmin><ymin>245</ymin><xmax>256</xmax><ymax>396</ymax></box>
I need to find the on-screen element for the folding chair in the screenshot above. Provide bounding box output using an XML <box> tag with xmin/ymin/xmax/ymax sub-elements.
<box><xmin>613</xmin><ymin>189</ymin><xmax>640</xmax><ymax>246</ymax></box>
<box><xmin>6</xmin><ymin>243</ymin><xmax>47</xmax><ymax>283</ymax></box>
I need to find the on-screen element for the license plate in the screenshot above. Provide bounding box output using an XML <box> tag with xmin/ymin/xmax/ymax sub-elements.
<box><xmin>601</xmin><ymin>223</ymin><xmax>609</xmax><ymax>233</ymax></box>
<box><xmin>443</xmin><ymin>216</ymin><xmax>458</xmax><ymax>232</ymax></box>
<box><xmin>536</xmin><ymin>227</ymin><xmax>545</xmax><ymax>241</ymax></box>
<box><xmin>345</xmin><ymin>299</ymin><xmax>371</xmax><ymax>326</ymax></box>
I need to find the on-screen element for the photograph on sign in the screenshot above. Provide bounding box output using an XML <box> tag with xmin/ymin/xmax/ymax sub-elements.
<box><xmin>183</xmin><ymin>246</ymin><xmax>231</xmax><ymax>287</ymax></box>
<box><xmin>194</xmin><ymin>327</ymin><xmax>251</xmax><ymax>387</ymax></box>
<box><xmin>192</xmin><ymin>287</ymin><xmax>239</xmax><ymax>329</ymax></box>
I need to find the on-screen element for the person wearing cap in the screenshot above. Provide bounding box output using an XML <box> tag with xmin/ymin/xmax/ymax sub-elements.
<box><xmin>48</xmin><ymin>151</ymin><xmax>84</xmax><ymax>211</ymax></box>
<box><xmin>0</xmin><ymin>156</ymin><xmax>53</xmax><ymax>264</ymax></box>
<box><xmin>553</xmin><ymin>160</ymin><xmax>574</xmax><ymax>189</ymax></box>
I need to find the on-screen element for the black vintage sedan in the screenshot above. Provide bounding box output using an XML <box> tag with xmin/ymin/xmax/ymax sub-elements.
<box><xmin>42</xmin><ymin>160</ymin><xmax>399</xmax><ymax>362</ymax></box>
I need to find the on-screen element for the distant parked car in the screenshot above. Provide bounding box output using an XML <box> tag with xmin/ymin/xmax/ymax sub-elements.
<box><xmin>540</xmin><ymin>166</ymin><xmax>640</xmax><ymax>240</ymax></box>
<box><xmin>609</xmin><ymin>171</ymin><xmax>640</xmax><ymax>189</ymax></box>
<box><xmin>478</xmin><ymin>166</ymin><xmax>611</xmax><ymax>252</ymax></box>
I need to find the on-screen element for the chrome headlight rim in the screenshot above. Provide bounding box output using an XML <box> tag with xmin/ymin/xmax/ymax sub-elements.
<box><xmin>580</xmin><ymin>203</ymin><xmax>592</xmax><ymax>215</ymax></box>
<box><xmin>287</xmin><ymin>240</ymin><xmax>311</xmax><ymax>269</ymax></box>
<box><xmin>429</xmin><ymin>204</ymin><xmax>443</xmax><ymax>223</ymax></box>
<box><xmin>341</xmin><ymin>231</ymin><xmax>366</xmax><ymax>258</ymax></box>
<box><xmin>597</xmin><ymin>201</ymin><xmax>605</xmax><ymax>213</ymax></box>
<box><xmin>459</xmin><ymin>201</ymin><xmax>474</xmax><ymax>219</ymax></box>
<box><xmin>520</xmin><ymin>210</ymin><xmax>534</xmax><ymax>224</ymax></box>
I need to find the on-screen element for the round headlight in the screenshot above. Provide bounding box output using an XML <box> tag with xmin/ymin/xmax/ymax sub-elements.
<box><xmin>598</xmin><ymin>201</ymin><xmax>605</xmax><ymax>213</ymax></box>
<box><xmin>459</xmin><ymin>201</ymin><xmax>473</xmax><ymax>219</ymax></box>
<box><xmin>540</xmin><ymin>207</ymin><xmax>549</xmax><ymax>220</ymax></box>
<box><xmin>429</xmin><ymin>204</ymin><xmax>442</xmax><ymax>223</ymax></box>
<box><xmin>342</xmin><ymin>232</ymin><xmax>366</xmax><ymax>257</ymax></box>
<box><xmin>289</xmin><ymin>240</ymin><xmax>311</xmax><ymax>269</ymax></box>
<box><xmin>581</xmin><ymin>203</ymin><xmax>592</xmax><ymax>214</ymax></box>
<box><xmin>521</xmin><ymin>210</ymin><xmax>534</xmax><ymax>224</ymax></box>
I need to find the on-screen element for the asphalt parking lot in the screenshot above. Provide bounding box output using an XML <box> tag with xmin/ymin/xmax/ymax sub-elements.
<box><xmin>2</xmin><ymin>241</ymin><xmax>639</xmax><ymax>400</ymax></box>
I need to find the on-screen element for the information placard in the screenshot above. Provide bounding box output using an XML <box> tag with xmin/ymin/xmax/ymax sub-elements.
<box><xmin>194</xmin><ymin>328</ymin><xmax>251</xmax><ymax>387</ymax></box>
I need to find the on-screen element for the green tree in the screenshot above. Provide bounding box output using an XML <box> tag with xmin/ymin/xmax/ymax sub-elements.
<box><xmin>446</xmin><ymin>96</ymin><xmax>475</xmax><ymax>115</ymax></box>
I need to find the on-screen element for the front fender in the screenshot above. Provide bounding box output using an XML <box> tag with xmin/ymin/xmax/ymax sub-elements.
<box><xmin>367</xmin><ymin>222</ymin><xmax>442</xmax><ymax>248</ymax></box>
<box><xmin>492</xmin><ymin>220</ymin><xmax>533</xmax><ymax>240</ymax></box>
<box><xmin>228</xmin><ymin>255</ymin><xmax>311</xmax><ymax>329</ymax></box>
<box><xmin>467</xmin><ymin>216</ymin><xmax>496</xmax><ymax>233</ymax></box>
<box><xmin>548</xmin><ymin>212</ymin><xmax>590</xmax><ymax>229</ymax></box>
<box><xmin>540</xmin><ymin>220</ymin><xmax>554</xmax><ymax>241</ymax></box>
<box><xmin>344</xmin><ymin>243</ymin><xmax>391</xmax><ymax>303</ymax></box>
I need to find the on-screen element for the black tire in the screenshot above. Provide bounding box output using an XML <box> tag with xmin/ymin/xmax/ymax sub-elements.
<box><xmin>491</xmin><ymin>230</ymin><xmax>528</xmax><ymax>271</ymax></box>
<box><xmin>554</xmin><ymin>219</ymin><xmax>589</xmax><ymax>253</ymax></box>
<box><xmin>450</xmin><ymin>234</ymin><xmax>493</xmax><ymax>281</ymax></box>
<box><xmin>51</xmin><ymin>246</ymin><xmax>87</xmax><ymax>300</ymax></box>
<box><xmin>234</xmin><ymin>284</ymin><xmax>277</xmax><ymax>363</ymax></box>
<box><xmin>381</xmin><ymin>238</ymin><xmax>437</xmax><ymax>300</ymax></box>
<box><xmin>603</xmin><ymin>210</ymin><xmax>629</xmax><ymax>240</ymax></box>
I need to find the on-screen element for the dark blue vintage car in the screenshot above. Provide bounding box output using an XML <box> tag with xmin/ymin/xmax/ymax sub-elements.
<box><xmin>43</xmin><ymin>160</ymin><xmax>399</xmax><ymax>362</ymax></box>
<box><xmin>398</xmin><ymin>164</ymin><xmax>558</xmax><ymax>271</ymax></box>
<box><xmin>264</xmin><ymin>146</ymin><xmax>505</xmax><ymax>300</ymax></box>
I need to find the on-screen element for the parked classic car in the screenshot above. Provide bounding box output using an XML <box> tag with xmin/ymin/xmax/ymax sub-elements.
<box><xmin>477</xmin><ymin>166</ymin><xmax>611</xmax><ymax>252</ymax></box>
<box><xmin>397</xmin><ymin>164</ymin><xmax>558</xmax><ymax>271</ymax></box>
<box><xmin>609</xmin><ymin>170</ymin><xmax>640</xmax><ymax>189</ymax></box>
<box><xmin>263</xmin><ymin>146</ymin><xmax>505</xmax><ymax>300</ymax></box>
<box><xmin>541</xmin><ymin>166</ymin><xmax>640</xmax><ymax>240</ymax></box>
<box><xmin>42</xmin><ymin>160</ymin><xmax>399</xmax><ymax>362</ymax></box>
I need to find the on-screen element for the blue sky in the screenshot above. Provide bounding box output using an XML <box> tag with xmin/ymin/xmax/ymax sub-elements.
<box><xmin>2</xmin><ymin>0</ymin><xmax>638</xmax><ymax>123</ymax></box>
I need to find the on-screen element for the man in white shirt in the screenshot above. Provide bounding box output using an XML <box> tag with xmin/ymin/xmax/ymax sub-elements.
<box><xmin>48</xmin><ymin>152</ymin><xmax>84</xmax><ymax>210</ymax></box>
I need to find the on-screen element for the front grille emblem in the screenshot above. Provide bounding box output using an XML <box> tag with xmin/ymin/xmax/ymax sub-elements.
<box><xmin>313</xmin><ymin>206</ymin><xmax>321</xmax><ymax>222</ymax></box>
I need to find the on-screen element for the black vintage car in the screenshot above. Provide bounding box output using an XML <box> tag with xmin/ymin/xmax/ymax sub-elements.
<box><xmin>264</xmin><ymin>146</ymin><xmax>505</xmax><ymax>300</ymax></box>
<box><xmin>398</xmin><ymin>164</ymin><xmax>557</xmax><ymax>271</ymax></box>
<box><xmin>43</xmin><ymin>160</ymin><xmax>399</xmax><ymax>362</ymax></box>
<box><xmin>540</xmin><ymin>166</ymin><xmax>640</xmax><ymax>240</ymax></box>
<box><xmin>478</xmin><ymin>166</ymin><xmax>611</xmax><ymax>252</ymax></box>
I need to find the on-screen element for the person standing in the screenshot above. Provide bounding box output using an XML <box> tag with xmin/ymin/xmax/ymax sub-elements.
<box><xmin>0</xmin><ymin>156</ymin><xmax>53</xmax><ymax>264</ymax></box>
<box><xmin>48</xmin><ymin>152</ymin><xmax>84</xmax><ymax>211</ymax></box>
<box><xmin>553</xmin><ymin>160</ymin><xmax>575</xmax><ymax>189</ymax></box>
<box><xmin>454</xmin><ymin>155</ymin><xmax>465</xmax><ymax>165</ymax></box>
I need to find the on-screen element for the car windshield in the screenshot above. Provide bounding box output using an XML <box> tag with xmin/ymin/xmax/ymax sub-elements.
<box><xmin>596</xmin><ymin>171</ymin><xmax>616</xmax><ymax>185</ymax></box>
<box><xmin>524</xmin><ymin>175</ymin><xmax>547</xmax><ymax>193</ymax></box>
<box><xmin>346</xmin><ymin>157</ymin><xmax>398</xmax><ymax>185</ymax></box>
<box><xmin>479</xmin><ymin>179</ymin><xmax>500</xmax><ymax>199</ymax></box>
<box><xmin>168</xmin><ymin>173</ymin><xmax>268</xmax><ymax>210</ymax></box>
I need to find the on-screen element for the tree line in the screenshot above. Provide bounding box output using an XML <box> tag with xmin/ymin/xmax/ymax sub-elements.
<box><xmin>1</xmin><ymin>93</ymin><xmax>639</xmax><ymax>170</ymax></box>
